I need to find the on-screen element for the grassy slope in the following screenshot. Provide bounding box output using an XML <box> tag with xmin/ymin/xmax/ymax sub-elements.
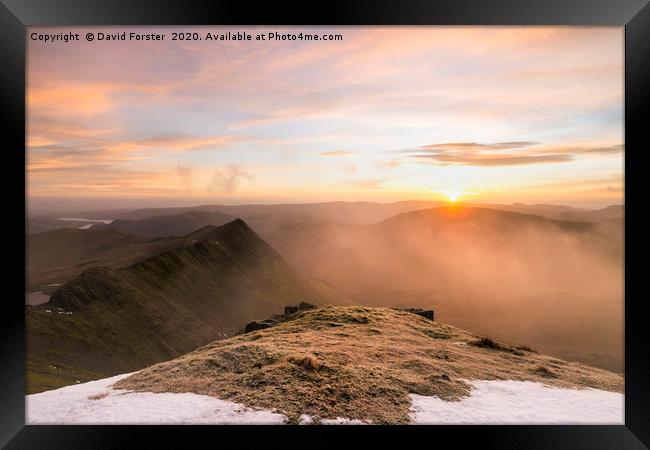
<box><xmin>27</xmin><ymin>220</ymin><xmax>348</xmax><ymax>394</ymax></box>
<box><xmin>116</xmin><ymin>306</ymin><xmax>623</xmax><ymax>424</ymax></box>
<box><xmin>28</xmin><ymin>227</ymin><xmax>195</xmax><ymax>291</ymax></box>
<box><xmin>97</xmin><ymin>210</ymin><xmax>236</xmax><ymax>238</ymax></box>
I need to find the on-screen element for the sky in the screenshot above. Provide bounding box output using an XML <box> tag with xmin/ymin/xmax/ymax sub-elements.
<box><xmin>27</xmin><ymin>26</ymin><xmax>624</xmax><ymax>210</ymax></box>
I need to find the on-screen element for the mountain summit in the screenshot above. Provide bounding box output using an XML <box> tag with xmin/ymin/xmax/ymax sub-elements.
<box><xmin>114</xmin><ymin>305</ymin><xmax>623</xmax><ymax>424</ymax></box>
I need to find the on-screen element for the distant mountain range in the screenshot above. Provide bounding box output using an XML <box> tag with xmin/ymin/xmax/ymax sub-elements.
<box><xmin>28</xmin><ymin>201</ymin><xmax>624</xmax><ymax>237</ymax></box>
<box><xmin>27</xmin><ymin>220</ymin><xmax>348</xmax><ymax>393</ymax></box>
<box><xmin>29</xmin><ymin>226</ymin><xmax>207</xmax><ymax>291</ymax></box>
<box><xmin>490</xmin><ymin>203</ymin><xmax>624</xmax><ymax>223</ymax></box>
<box><xmin>93</xmin><ymin>210</ymin><xmax>236</xmax><ymax>238</ymax></box>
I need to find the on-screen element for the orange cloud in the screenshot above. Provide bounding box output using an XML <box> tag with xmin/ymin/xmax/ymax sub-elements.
<box><xmin>29</xmin><ymin>84</ymin><xmax>112</xmax><ymax>116</ymax></box>
<box><xmin>410</xmin><ymin>142</ymin><xmax>623</xmax><ymax>167</ymax></box>
<box><xmin>25</xmin><ymin>26</ymin><xmax>623</xmax><ymax>205</ymax></box>
<box><xmin>319</xmin><ymin>151</ymin><xmax>353</xmax><ymax>156</ymax></box>
<box><xmin>109</xmin><ymin>134</ymin><xmax>245</xmax><ymax>153</ymax></box>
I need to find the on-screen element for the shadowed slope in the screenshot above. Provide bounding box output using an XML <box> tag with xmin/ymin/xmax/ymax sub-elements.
<box><xmin>27</xmin><ymin>226</ymin><xmax>221</xmax><ymax>291</ymax></box>
<box><xmin>96</xmin><ymin>210</ymin><xmax>236</xmax><ymax>238</ymax></box>
<box><xmin>27</xmin><ymin>219</ymin><xmax>348</xmax><ymax>393</ymax></box>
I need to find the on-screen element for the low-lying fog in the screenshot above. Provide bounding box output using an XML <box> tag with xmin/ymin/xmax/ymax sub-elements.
<box><xmin>268</xmin><ymin>207</ymin><xmax>624</xmax><ymax>372</ymax></box>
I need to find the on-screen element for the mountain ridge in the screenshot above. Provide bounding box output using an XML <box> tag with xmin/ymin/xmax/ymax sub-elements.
<box><xmin>27</xmin><ymin>219</ymin><xmax>348</xmax><ymax>394</ymax></box>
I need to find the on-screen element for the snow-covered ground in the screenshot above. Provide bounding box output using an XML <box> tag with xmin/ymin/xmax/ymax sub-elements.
<box><xmin>298</xmin><ymin>414</ymin><xmax>367</xmax><ymax>425</ymax></box>
<box><xmin>26</xmin><ymin>374</ymin><xmax>285</xmax><ymax>425</ymax></box>
<box><xmin>26</xmin><ymin>375</ymin><xmax>623</xmax><ymax>425</ymax></box>
<box><xmin>410</xmin><ymin>380</ymin><xmax>624</xmax><ymax>424</ymax></box>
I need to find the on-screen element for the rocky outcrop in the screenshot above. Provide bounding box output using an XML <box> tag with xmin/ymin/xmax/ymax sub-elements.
<box><xmin>392</xmin><ymin>308</ymin><xmax>434</xmax><ymax>321</ymax></box>
<box><xmin>242</xmin><ymin>301</ymin><xmax>318</xmax><ymax>334</ymax></box>
<box><xmin>298</xmin><ymin>301</ymin><xmax>316</xmax><ymax>311</ymax></box>
<box><xmin>241</xmin><ymin>304</ymin><xmax>434</xmax><ymax>334</ymax></box>
<box><xmin>243</xmin><ymin>321</ymin><xmax>275</xmax><ymax>333</ymax></box>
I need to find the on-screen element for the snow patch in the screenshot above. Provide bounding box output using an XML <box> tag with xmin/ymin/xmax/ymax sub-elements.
<box><xmin>27</xmin><ymin>375</ymin><xmax>622</xmax><ymax>425</ymax></box>
<box><xmin>321</xmin><ymin>417</ymin><xmax>368</xmax><ymax>425</ymax></box>
<box><xmin>410</xmin><ymin>379</ymin><xmax>624</xmax><ymax>424</ymax></box>
<box><xmin>26</xmin><ymin>373</ymin><xmax>286</xmax><ymax>425</ymax></box>
<box><xmin>298</xmin><ymin>414</ymin><xmax>368</xmax><ymax>425</ymax></box>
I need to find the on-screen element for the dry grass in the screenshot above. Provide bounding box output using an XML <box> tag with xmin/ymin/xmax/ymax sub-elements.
<box><xmin>87</xmin><ymin>392</ymin><xmax>109</xmax><ymax>400</ymax></box>
<box><xmin>115</xmin><ymin>306</ymin><xmax>623</xmax><ymax>424</ymax></box>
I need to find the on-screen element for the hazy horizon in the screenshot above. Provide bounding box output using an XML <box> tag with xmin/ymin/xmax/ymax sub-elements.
<box><xmin>27</xmin><ymin>196</ymin><xmax>625</xmax><ymax>215</ymax></box>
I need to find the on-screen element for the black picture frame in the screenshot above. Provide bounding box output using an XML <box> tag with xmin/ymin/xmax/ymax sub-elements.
<box><xmin>1</xmin><ymin>0</ymin><xmax>648</xmax><ymax>448</ymax></box>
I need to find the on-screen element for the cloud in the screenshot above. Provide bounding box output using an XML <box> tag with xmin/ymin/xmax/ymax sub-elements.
<box><xmin>579</xmin><ymin>144</ymin><xmax>624</xmax><ymax>155</ymax></box>
<box><xmin>206</xmin><ymin>165</ymin><xmax>252</xmax><ymax>193</ymax></box>
<box><xmin>413</xmin><ymin>153</ymin><xmax>571</xmax><ymax>166</ymax></box>
<box><xmin>114</xmin><ymin>134</ymin><xmax>244</xmax><ymax>153</ymax></box>
<box><xmin>351</xmin><ymin>179</ymin><xmax>385</xmax><ymax>189</ymax></box>
<box><xmin>421</xmin><ymin>142</ymin><xmax>537</xmax><ymax>152</ymax></box>
<box><xmin>29</xmin><ymin>164</ymin><xmax>116</xmax><ymax>173</ymax></box>
<box><xmin>29</xmin><ymin>84</ymin><xmax>113</xmax><ymax>117</ymax></box>
<box><xmin>319</xmin><ymin>151</ymin><xmax>353</xmax><ymax>156</ymax></box>
<box><xmin>342</xmin><ymin>165</ymin><xmax>358</xmax><ymax>175</ymax></box>
<box><xmin>27</xmin><ymin>127</ymin><xmax>244</xmax><ymax>176</ymax></box>
<box><xmin>409</xmin><ymin>142</ymin><xmax>622</xmax><ymax>167</ymax></box>
<box><xmin>528</xmin><ymin>174</ymin><xmax>623</xmax><ymax>190</ymax></box>
<box><xmin>176</xmin><ymin>164</ymin><xmax>192</xmax><ymax>190</ymax></box>
<box><xmin>28</xmin><ymin>167</ymin><xmax>182</xmax><ymax>197</ymax></box>
<box><xmin>26</xmin><ymin>27</ymin><xmax>623</xmax><ymax>202</ymax></box>
<box><xmin>375</xmin><ymin>159</ymin><xmax>401</xmax><ymax>169</ymax></box>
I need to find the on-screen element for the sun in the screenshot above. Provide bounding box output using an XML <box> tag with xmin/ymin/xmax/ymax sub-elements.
<box><xmin>442</xmin><ymin>190</ymin><xmax>462</xmax><ymax>203</ymax></box>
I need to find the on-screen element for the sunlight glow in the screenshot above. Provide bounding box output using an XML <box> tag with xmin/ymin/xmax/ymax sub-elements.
<box><xmin>25</xmin><ymin>27</ymin><xmax>624</xmax><ymax>208</ymax></box>
<box><xmin>443</xmin><ymin>191</ymin><xmax>462</xmax><ymax>203</ymax></box>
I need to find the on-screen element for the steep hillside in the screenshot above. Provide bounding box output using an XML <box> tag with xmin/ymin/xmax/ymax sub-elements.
<box><xmin>28</xmin><ymin>227</ymin><xmax>213</xmax><ymax>290</ymax></box>
<box><xmin>27</xmin><ymin>219</ymin><xmax>348</xmax><ymax>394</ymax></box>
<box><xmin>267</xmin><ymin>206</ymin><xmax>624</xmax><ymax>371</ymax></box>
<box><xmin>115</xmin><ymin>306</ymin><xmax>623</xmax><ymax>424</ymax></box>
<box><xmin>96</xmin><ymin>210</ymin><xmax>236</xmax><ymax>238</ymax></box>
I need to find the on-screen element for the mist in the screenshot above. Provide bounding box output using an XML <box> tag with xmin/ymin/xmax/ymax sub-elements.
<box><xmin>267</xmin><ymin>206</ymin><xmax>624</xmax><ymax>372</ymax></box>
